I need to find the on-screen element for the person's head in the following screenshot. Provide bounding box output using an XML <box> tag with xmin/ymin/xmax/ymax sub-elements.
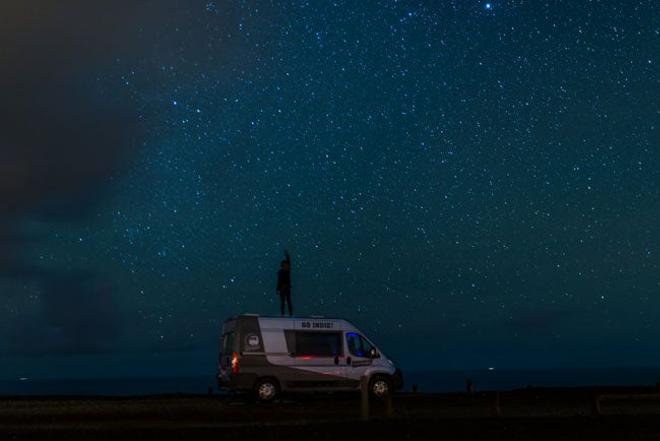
<box><xmin>281</xmin><ymin>260</ymin><xmax>290</xmax><ymax>271</ymax></box>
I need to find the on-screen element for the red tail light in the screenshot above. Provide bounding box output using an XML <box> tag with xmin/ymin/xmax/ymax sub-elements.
<box><xmin>231</xmin><ymin>351</ymin><xmax>239</xmax><ymax>374</ymax></box>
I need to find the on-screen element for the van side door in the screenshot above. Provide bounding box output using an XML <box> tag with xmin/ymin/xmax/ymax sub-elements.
<box><xmin>288</xmin><ymin>331</ymin><xmax>345</xmax><ymax>389</ymax></box>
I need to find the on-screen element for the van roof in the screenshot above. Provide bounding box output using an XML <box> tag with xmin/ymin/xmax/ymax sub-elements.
<box><xmin>226</xmin><ymin>313</ymin><xmax>346</xmax><ymax>321</ymax></box>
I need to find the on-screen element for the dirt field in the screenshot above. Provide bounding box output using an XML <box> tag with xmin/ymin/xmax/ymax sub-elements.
<box><xmin>2</xmin><ymin>387</ymin><xmax>660</xmax><ymax>440</ymax></box>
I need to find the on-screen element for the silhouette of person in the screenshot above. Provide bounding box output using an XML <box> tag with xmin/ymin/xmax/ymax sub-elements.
<box><xmin>276</xmin><ymin>250</ymin><xmax>292</xmax><ymax>316</ymax></box>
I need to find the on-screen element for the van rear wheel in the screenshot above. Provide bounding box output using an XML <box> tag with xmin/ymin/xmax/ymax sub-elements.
<box><xmin>254</xmin><ymin>378</ymin><xmax>279</xmax><ymax>402</ymax></box>
<box><xmin>369</xmin><ymin>376</ymin><xmax>391</xmax><ymax>399</ymax></box>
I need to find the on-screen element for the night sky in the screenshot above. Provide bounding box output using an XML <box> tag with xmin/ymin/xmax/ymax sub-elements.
<box><xmin>1</xmin><ymin>0</ymin><xmax>658</xmax><ymax>379</ymax></box>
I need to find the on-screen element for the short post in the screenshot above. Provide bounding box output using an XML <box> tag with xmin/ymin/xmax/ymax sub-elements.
<box><xmin>590</xmin><ymin>390</ymin><xmax>601</xmax><ymax>416</ymax></box>
<box><xmin>361</xmin><ymin>376</ymin><xmax>369</xmax><ymax>421</ymax></box>
<box><xmin>386</xmin><ymin>392</ymin><xmax>393</xmax><ymax>418</ymax></box>
<box><xmin>490</xmin><ymin>392</ymin><xmax>502</xmax><ymax>417</ymax></box>
<box><xmin>465</xmin><ymin>378</ymin><xmax>474</xmax><ymax>394</ymax></box>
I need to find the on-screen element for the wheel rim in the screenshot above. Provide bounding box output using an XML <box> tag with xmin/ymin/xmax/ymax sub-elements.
<box><xmin>372</xmin><ymin>379</ymin><xmax>389</xmax><ymax>398</ymax></box>
<box><xmin>258</xmin><ymin>382</ymin><xmax>276</xmax><ymax>400</ymax></box>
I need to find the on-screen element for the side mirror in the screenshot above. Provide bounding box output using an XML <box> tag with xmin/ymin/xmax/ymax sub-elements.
<box><xmin>369</xmin><ymin>348</ymin><xmax>379</xmax><ymax>359</ymax></box>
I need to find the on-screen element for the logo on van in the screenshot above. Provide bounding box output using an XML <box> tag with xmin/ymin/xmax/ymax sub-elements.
<box><xmin>301</xmin><ymin>321</ymin><xmax>334</xmax><ymax>329</ymax></box>
<box><xmin>244</xmin><ymin>334</ymin><xmax>260</xmax><ymax>350</ymax></box>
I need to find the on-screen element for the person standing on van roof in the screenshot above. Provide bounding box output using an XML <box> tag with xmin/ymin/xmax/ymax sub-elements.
<box><xmin>276</xmin><ymin>250</ymin><xmax>293</xmax><ymax>316</ymax></box>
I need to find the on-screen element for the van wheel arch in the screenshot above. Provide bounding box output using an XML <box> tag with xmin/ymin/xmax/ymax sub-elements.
<box><xmin>254</xmin><ymin>376</ymin><xmax>280</xmax><ymax>402</ymax></box>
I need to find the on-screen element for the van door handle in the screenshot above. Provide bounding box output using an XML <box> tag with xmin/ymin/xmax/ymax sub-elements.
<box><xmin>346</xmin><ymin>356</ymin><xmax>352</xmax><ymax>366</ymax></box>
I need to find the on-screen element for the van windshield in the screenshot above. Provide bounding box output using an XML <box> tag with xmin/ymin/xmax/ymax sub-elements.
<box><xmin>346</xmin><ymin>332</ymin><xmax>374</xmax><ymax>358</ymax></box>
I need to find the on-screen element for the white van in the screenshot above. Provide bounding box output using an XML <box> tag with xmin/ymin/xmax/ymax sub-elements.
<box><xmin>217</xmin><ymin>314</ymin><xmax>403</xmax><ymax>401</ymax></box>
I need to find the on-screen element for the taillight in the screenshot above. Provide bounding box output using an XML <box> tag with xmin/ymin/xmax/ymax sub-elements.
<box><xmin>231</xmin><ymin>351</ymin><xmax>239</xmax><ymax>374</ymax></box>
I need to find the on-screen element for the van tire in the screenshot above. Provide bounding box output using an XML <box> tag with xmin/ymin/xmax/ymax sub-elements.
<box><xmin>254</xmin><ymin>378</ymin><xmax>279</xmax><ymax>402</ymax></box>
<box><xmin>369</xmin><ymin>375</ymin><xmax>392</xmax><ymax>399</ymax></box>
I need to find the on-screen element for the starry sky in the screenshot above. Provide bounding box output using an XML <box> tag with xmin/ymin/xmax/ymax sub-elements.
<box><xmin>0</xmin><ymin>0</ymin><xmax>658</xmax><ymax>379</ymax></box>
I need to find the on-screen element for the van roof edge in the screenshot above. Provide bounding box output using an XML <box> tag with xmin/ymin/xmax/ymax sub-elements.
<box><xmin>233</xmin><ymin>314</ymin><xmax>349</xmax><ymax>320</ymax></box>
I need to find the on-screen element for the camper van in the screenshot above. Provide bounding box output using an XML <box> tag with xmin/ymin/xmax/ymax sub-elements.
<box><xmin>217</xmin><ymin>314</ymin><xmax>403</xmax><ymax>401</ymax></box>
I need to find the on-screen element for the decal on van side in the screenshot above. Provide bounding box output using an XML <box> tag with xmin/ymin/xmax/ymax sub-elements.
<box><xmin>298</xmin><ymin>321</ymin><xmax>334</xmax><ymax>329</ymax></box>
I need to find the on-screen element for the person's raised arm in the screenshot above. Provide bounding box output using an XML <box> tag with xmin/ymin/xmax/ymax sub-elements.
<box><xmin>284</xmin><ymin>250</ymin><xmax>291</xmax><ymax>265</ymax></box>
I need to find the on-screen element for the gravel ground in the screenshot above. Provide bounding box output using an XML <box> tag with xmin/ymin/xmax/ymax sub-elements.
<box><xmin>2</xmin><ymin>388</ymin><xmax>660</xmax><ymax>440</ymax></box>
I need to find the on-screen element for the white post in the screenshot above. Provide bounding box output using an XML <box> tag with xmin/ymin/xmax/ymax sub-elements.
<box><xmin>386</xmin><ymin>391</ymin><xmax>393</xmax><ymax>418</ymax></box>
<box><xmin>361</xmin><ymin>376</ymin><xmax>369</xmax><ymax>421</ymax></box>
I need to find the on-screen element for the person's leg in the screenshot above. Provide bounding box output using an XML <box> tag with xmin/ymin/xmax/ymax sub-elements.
<box><xmin>286</xmin><ymin>290</ymin><xmax>293</xmax><ymax>316</ymax></box>
<box><xmin>280</xmin><ymin>294</ymin><xmax>285</xmax><ymax>316</ymax></box>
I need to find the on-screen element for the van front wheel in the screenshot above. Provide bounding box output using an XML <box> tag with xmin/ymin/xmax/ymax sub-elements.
<box><xmin>369</xmin><ymin>376</ymin><xmax>391</xmax><ymax>399</ymax></box>
<box><xmin>254</xmin><ymin>378</ymin><xmax>279</xmax><ymax>402</ymax></box>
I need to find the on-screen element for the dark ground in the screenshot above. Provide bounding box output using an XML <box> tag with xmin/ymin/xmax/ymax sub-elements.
<box><xmin>2</xmin><ymin>387</ymin><xmax>660</xmax><ymax>440</ymax></box>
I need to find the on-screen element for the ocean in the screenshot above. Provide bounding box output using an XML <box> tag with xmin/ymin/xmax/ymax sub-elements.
<box><xmin>2</xmin><ymin>367</ymin><xmax>660</xmax><ymax>396</ymax></box>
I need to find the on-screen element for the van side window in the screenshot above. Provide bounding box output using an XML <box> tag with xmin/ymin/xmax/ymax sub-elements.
<box><xmin>346</xmin><ymin>333</ymin><xmax>374</xmax><ymax>358</ymax></box>
<box><xmin>294</xmin><ymin>332</ymin><xmax>342</xmax><ymax>357</ymax></box>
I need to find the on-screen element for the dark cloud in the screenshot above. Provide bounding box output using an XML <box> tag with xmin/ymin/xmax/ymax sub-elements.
<box><xmin>0</xmin><ymin>2</ymin><xmax>149</xmax><ymax>220</ymax></box>
<box><xmin>0</xmin><ymin>2</ymin><xmax>155</xmax><ymax>353</ymax></box>
<box><xmin>6</xmin><ymin>272</ymin><xmax>120</xmax><ymax>355</ymax></box>
<box><xmin>0</xmin><ymin>1</ymin><xmax>253</xmax><ymax>356</ymax></box>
